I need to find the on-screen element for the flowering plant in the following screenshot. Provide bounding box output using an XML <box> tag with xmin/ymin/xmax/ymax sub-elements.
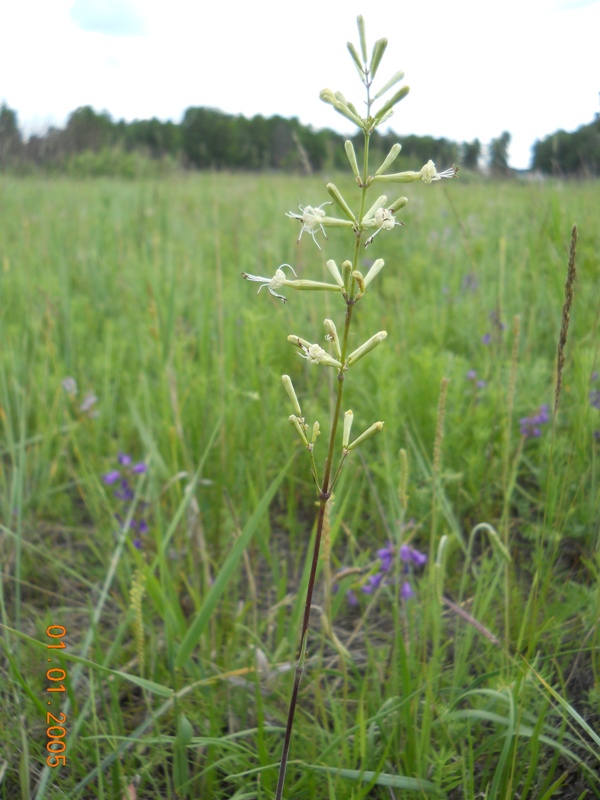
<box><xmin>241</xmin><ymin>17</ymin><xmax>456</xmax><ymax>798</ymax></box>
<box><xmin>103</xmin><ymin>452</ymin><xmax>149</xmax><ymax>548</ymax></box>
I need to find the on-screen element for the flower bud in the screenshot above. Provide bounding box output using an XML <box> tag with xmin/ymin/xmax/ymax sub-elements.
<box><xmin>347</xmin><ymin>421</ymin><xmax>385</xmax><ymax>451</ymax></box>
<box><xmin>288</xmin><ymin>334</ymin><xmax>311</xmax><ymax>349</ymax></box>
<box><xmin>356</xmin><ymin>14</ymin><xmax>368</xmax><ymax>62</ymax></box>
<box><xmin>347</xmin><ymin>331</ymin><xmax>387</xmax><ymax>367</ymax></box>
<box><xmin>320</xmin><ymin>88</ymin><xmax>336</xmax><ymax>104</ymax></box>
<box><xmin>344</xmin><ymin>140</ymin><xmax>360</xmax><ymax>181</ymax></box>
<box><xmin>311</xmin><ymin>421</ymin><xmax>320</xmax><ymax>445</ymax></box>
<box><xmin>351</xmin><ymin>270</ymin><xmax>365</xmax><ymax>294</ymax></box>
<box><xmin>373</xmin><ymin>85</ymin><xmax>410</xmax><ymax>124</ymax></box>
<box><xmin>374</xmin><ymin>109</ymin><xmax>395</xmax><ymax>129</ymax></box>
<box><xmin>326</xmin><ymin>259</ymin><xmax>344</xmax><ymax>288</ymax></box>
<box><xmin>373</xmin><ymin>71</ymin><xmax>406</xmax><ymax>101</ymax></box>
<box><xmin>369</xmin><ymin>38</ymin><xmax>388</xmax><ymax>79</ymax></box>
<box><xmin>320</xmin><ymin>90</ymin><xmax>364</xmax><ymax>129</ymax></box>
<box><xmin>389</xmin><ymin>196</ymin><xmax>408</xmax><ymax>213</ymax></box>
<box><xmin>326</xmin><ymin>183</ymin><xmax>356</xmax><ymax>221</ymax></box>
<box><xmin>289</xmin><ymin>415</ymin><xmax>309</xmax><ymax>446</ymax></box>
<box><xmin>342</xmin><ymin>410</ymin><xmax>354</xmax><ymax>449</ymax></box>
<box><xmin>323</xmin><ymin>318</ymin><xmax>342</xmax><ymax>359</ymax></box>
<box><xmin>362</xmin><ymin>195</ymin><xmax>387</xmax><ymax>223</ymax></box>
<box><xmin>342</xmin><ymin>260</ymin><xmax>353</xmax><ymax>291</ymax></box>
<box><xmin>363</xmin><ymin>259</ymin><xmax>385</xmax><ymax>289</ymax></box>
<box><xmin>346</xmin><ymin>42</ymin><xmax>365</xmax><ymax>80</ymax></box>
<box><xmin>371</xmin><ymin>170</ymin><xmax>421</xmax><ymax>184</ymax></box>
<box><xmin>375</xmin><ymin>143</ymin><xmax>402</xmax><ymax>176</ymax></box>
<box><xmin>287</xmin><ymin>278</ymin><xmax>343</xmax><ymax>293</ymax></box>
<box><xmin>281</xmin><ymin>374</ymin><xmax>302</xmax><ymax>416</ymax></box>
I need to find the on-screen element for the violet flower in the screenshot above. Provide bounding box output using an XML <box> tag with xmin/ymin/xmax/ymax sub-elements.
<box><xmin>102</xmin><ymin>453</ymin><xmax>150</xmax><ymax>546</ymax></box>
<box><xmin>519</xmin><ymin>405</ymin><xmax>550</xmax><ymax>438</ymax></box>
<box><xmin>355</xmin><ymin>540</ymin><xmax>427</xmax><ymax>603</ymax></box>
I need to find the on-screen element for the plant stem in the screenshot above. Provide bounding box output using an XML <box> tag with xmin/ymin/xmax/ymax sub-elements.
<box><xmin>274</xmin><ymin>300</ymin><xmax>356</xmax><ymax>800</ymax></box>
<box><xmin>275</xmin><ymin>114</ymin><xmax>374</xmax><ymax>798</ymax></box>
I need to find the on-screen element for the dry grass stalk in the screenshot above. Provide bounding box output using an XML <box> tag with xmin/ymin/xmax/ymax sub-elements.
<box><xmin>130</xmin><ymin>568</ymin><xmax>146</xmax><ymax>677</ymax></box>
<box><xmin>507</xmin><ymin>314</ymin><xmax>521</xmax><ymax>425</ymax></box>
<box><xmin>398</xmin><ymin>448</ymin><xmax>409</xmax><ymax>511</ymax></box>
<box><xmin>433</xmin><ymin>377</ymin><xmax>450</xmax><ymax>478</ymax></box>
<box><xmin>555</xmin><ymin>224</ymin><xmax>578</xmax><ymax>418</ymax></box>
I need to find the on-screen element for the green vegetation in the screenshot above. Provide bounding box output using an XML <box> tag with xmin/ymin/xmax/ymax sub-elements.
<box><xmin>0</xmin><ymin>101</ymin><xmax>468</xmax><ymax>176</ymax></box>
<box><xmin>533</xmin><ymin>118</ymin><xmax>600</xmax><ymax>177</ymax></box>
<box><xmin>0</xmin><ymin>172</ymin><xmax>599</xmax><ymax>799</ymax></box>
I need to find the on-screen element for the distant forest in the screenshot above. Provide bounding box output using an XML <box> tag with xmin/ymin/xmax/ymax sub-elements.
<box><xmin>0</xmin><ymin>103</ymin><xmax>598</xmax><ymax>177</ymax></box>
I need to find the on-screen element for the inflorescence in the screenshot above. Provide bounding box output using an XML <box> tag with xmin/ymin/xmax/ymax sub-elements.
<box><xmin>103</xmin><ymin>453</ymin><xmax>149</xmax><ymax>548</ymax></box>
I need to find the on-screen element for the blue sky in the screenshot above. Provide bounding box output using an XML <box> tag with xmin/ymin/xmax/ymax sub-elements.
<box><xmin>1</xmin><ymin>0</ymin><xmax>599</xmax><ymax>168</ymax></box>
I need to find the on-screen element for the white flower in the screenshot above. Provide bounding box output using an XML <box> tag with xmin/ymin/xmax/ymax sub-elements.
<box><xmin>419</xmin><ymin>160</ymin><xmax>459</xmax><ymax>184</ymax></box>
<box><xmin>241</xmin><ymin>263</ymin><xmax>297</xmax><ymax>303</ymax></box>
<box><xmin>79</xmin><ymin>392</ymin><xmax>100</xmax><ymax>418</ymax></box>
<box><xmin>286</xmin><ymin>203</ymin><xmax>332</xmax><ymax>249</ymax></box>
<box><xmin>287</xmin><ymin>335</ymin><xmax>343</xmax><ymax>369</ymax></box>
<box><xmin>303</xmin><ymin>344</ymin><xmax>329</xmax><ymax>364</ymax></box>
<box><xmin>365</xmin><ymin>207</ymin><xmax>402</xmax><ymax>247</ymax></box>
<box><xmin>62</xmin><ymin>376</ymin><xmax>78</xmax><ymax>396</ymax></box>
<box><xmin>372</xmin><ymin>162</ymin><xmax>458</xmax><ymax>185</ymax></box>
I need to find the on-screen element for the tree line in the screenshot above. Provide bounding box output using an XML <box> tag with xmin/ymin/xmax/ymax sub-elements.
<box><xmin>531</xmin><ymin>116</ymin><xmax>600</xmax><ymax>176</ymax></box>
<box><xmin>4</xmin><ymin>101</ymin><xmax>588</xmax><ymax>177</ymax></box>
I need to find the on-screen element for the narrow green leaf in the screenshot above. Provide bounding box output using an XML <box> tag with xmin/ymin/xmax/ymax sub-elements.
<box><xmin>303</xmin><ymin>763</ymin><xmax>446</xmax><ymax>796</ymax></box>
<box><xmin>0</xmin><ymin>625</ymin><xmax>174</xmax><ymax>697</ymax></box>
<box><xmin>175</xmin><ymin>454</ymin><xmax>295</xmax><ymax>668</ymax></box>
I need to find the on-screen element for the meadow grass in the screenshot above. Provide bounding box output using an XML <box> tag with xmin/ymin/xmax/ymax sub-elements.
<box><xmin>0</xmin><ymin>172</ymin><xmax>599</xmax><ymax>799</ymax></box>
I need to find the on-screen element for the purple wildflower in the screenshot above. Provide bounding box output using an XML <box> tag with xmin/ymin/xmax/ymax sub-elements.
<box><xmin>348</xmin><ymin>537</ymin><xmax>427</xmax><ymax>606</ymax></box>
<box><xmin>467</xmin><ymin>370</ymin><xmax>486</xmax><ymax>389</ymax></box>
<box><xmin>114</xmin><ymin>481</ymin><xmax>134</xmax><ymax>501</ymax></box>
<box><xmin>410</xmin><ymin>548</ymin><xmax>427</xmax><ymax>567</ymax></box>
<box><xmin>489</xmin><ymin>310</ymin><xmax>505</xmax><ymax>331</ymax></box>
<box><xmin>103</xmin><ymin>453</ymin><xmax>150</xmax><ymax>545</ymax></box>
<box><xmin>376</xmin><ymin>545</ymin><xmax>394</xmax><ymax>572</ymax></box>
<box><xmin>346</xmin><ymin>589</ymin><xmax>359</xmax><ymax>607</ymax></box>
<box><xmin>401</xmin><ymin>582</ymin><xmax>415</xmax><ymax>600</ymax></box>
<box><xmin>519</xmin><ymin>404</ymin><xmax>550</xmax><ymax>438</ymax></box>
<box><xmin>362</xmin><ymin>572</ymin><xmax>384</xmax><ymax>594</ymax></box>
<box><xmin>461</xmin><ymin>273</ymin><xmax>478</xmax><ymax>293</ymax></box>
<box><xmin>400</xmin><ymin>544</ymin><xmax>427</xmax><ymax>566</ymax></box>
<box><xmin>481</xmin><ymin>333</ymin><xmax>491</xmax><ymax>345</ymax></box>
<box><xmin>590</xmin><ymin>390</ymin><xmax>600</xmax><ymax>410</ymax></box>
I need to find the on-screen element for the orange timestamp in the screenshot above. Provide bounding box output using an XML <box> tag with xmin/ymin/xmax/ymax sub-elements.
<box><xmin>45</xmin><ymin>625</ymin><xmax>68</xmax><ymax>767</ymax></box>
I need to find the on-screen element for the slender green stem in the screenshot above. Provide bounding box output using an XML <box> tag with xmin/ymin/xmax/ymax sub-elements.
<box><xmin>275</xmin><ymin>62</ymin><xmax>373</xmax><ymax>799</ymax></box>
<box><xmin>274</xmin><ymin>300</ymin><xmax>355</xmax><ymax>799</ymax></box>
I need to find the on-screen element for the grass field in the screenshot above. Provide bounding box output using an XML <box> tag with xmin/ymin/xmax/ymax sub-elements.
<box><xmin>1</xmin><ymin>171</ymin><xmax>599</xmax><ymax>799</ymax></box>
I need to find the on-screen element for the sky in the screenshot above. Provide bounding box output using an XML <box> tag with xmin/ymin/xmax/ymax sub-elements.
<box><xmin>1</xmin><ymin>0</ymin><xmax>599</xmax><ymax>169</ymax></box>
